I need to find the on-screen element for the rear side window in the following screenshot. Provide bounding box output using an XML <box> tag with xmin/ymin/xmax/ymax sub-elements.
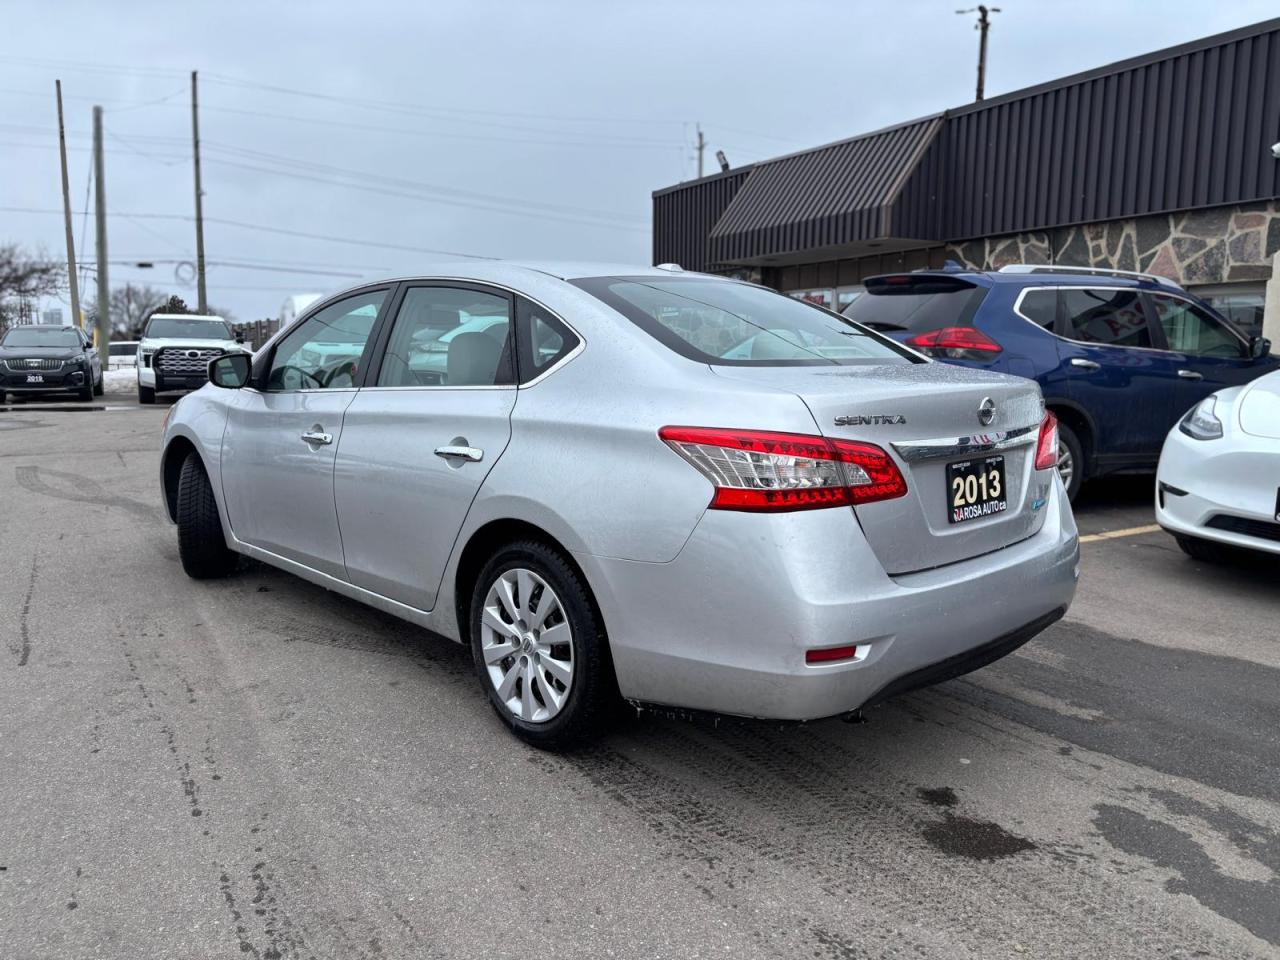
<box><xmin>517</xmin><ymin>298</ymin><xmax>579</xmax><ymax>382</ymax></box>
<box><xmin>1016</xmin><ymin>289</ymin><xmax>1058</xmax><ymax>329</ymax></box>
<box><xmin>573</xmin><ymin>276</ymin><xmax>914</xmax><ymax>366</ymax></box>
<box><xmin>843</xmin><ymin>277</ymin><xmax>988</xmax><ymax>335</ymax></box>
<box><xmin>1060</xmin><ymin>288</ymin><xmax>1150</xmax><ymax>348</ymax></box>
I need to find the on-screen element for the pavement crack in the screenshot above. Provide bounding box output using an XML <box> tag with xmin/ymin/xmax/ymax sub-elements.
<box><xmin>13</xmin><ymin>554</ymin><xmax>38</xmax><ymax>667</ymax></box>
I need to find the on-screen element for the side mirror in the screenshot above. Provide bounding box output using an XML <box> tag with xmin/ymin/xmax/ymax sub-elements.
<box><xmin>209</xmin><ymin>353</ymin><xmax>251</xmax><ymax>389</ymax></box>
<box><xmin>235</xmin><ymin>334</ymin><xmax>246</xmax><ymax>344</ymax></box>
<box><xmin>1249</xmin><ymin>336</ymin><xmax>1271</xmax><ymax>360</ymax></box>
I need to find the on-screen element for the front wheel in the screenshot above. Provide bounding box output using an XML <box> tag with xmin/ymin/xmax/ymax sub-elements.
<box><xmin>1175</xmin><ymin>535</ymin><xmax>1240</xmax><ymax>565</ymax></box>
<box><xmin>138</xmin><ymin>384</ymin><xmax>155</xmax><ymax>405</ymax></box>
<box><xmin>93</xmin><ymin>372</ymin><xmax>104</xmax><ymax>396</ymax></box>
<box><xmin>1056</xmin><ymin>421</ymin><xmax>1085</xmax><ymax>502</ymax></box>
<box><xmin>78</xmin><ymin>378</ymin><xmax>93</xmax><ymax>401</ymax></box>
<box><xmin>469</xmin><ymin>541</ymin><xmax>615</xmax><ymax>749</ymax></box>
<box><xmin>176</xmin><ymin>452</ymin><xmax>238</xmax><ymax>579</ymax></box>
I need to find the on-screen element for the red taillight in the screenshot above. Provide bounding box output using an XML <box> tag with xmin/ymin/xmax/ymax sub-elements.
<box><xmin>658</xmin><ymin>426</ymin><xmax>908</xmax><ymax>512</ymax></box>
<box><xmin>1034</xmin><ymin>410</ymin><xmax>1059</xmax><ymax>470</ymax></box>
<box><xmin>906</xmin><ymin>326</ymin><xmax>1002</xmax><ymax>360</ymax></box>
<box><xmin>806</xmin><ymin>645</ymin><xmax>858</xmax><ymax>664</ymax></box>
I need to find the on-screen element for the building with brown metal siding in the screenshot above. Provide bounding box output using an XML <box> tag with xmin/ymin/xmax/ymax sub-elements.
<box><xmin>652</xmin><ymin>18</ymin><xmax>1280</xmax><ymax>335</ymax></box>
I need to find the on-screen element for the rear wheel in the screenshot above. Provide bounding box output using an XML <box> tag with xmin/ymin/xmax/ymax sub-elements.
<box><xmin>1175</xmin><ymin>535</ymin><xmax>1240</xmax><ymax>565</ymax></box>
<box><xmin>138</xmin><ymin>384</ymin><xmax>155</xmax><ymax>405</ymax></box>
<box><xmin>469</xmin><ymin>541</ymin><xmax>614</xmax><ymax>749</ymax></box>
<box><xmin>1056</xmin><ymin>421</ymin><xmax>1085</xmax><ymax>502</ymax></box>
<box><xmin>176</xmin><ymin>452</ymin><xmax>238</xmax><ymax>579</ymax></box>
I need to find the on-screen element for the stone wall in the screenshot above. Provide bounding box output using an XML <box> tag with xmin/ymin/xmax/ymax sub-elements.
<box><xmin>946</xmin><ymin>200</ymin><xmax>1280</xmax><ymax>285</ymax></box>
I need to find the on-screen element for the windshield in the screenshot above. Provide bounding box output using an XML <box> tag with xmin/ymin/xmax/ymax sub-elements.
<box><xmin>573</xmin><ymin>277</ymin><xmax>916</xmax><ymax>366</ymax></box>
<box><xmin>1</xmin><ymin>327</ymin><xmax>80</xmax><ymax>348</ymax></box>
<box><xmin>144</xmin><ymin>316</ymin><xmax>233</xmax><ymax>340</ymax></box>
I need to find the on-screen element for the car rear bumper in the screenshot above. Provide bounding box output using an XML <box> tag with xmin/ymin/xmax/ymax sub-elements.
<box><xmin>577</xmin><ymin>475</ymin><xmax>1079</xmax><ymax>721</ymax></box>
<box><xmin>1156</xmin><ymin>428</ymin><xmax>1280</xmax><ymax>556</ymax></box>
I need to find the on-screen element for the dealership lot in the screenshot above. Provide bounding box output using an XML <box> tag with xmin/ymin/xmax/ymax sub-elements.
<box><xmin>2</xmin><ymin>402</ymin><xmax>1278</xmax><ymax>959</ymax></box>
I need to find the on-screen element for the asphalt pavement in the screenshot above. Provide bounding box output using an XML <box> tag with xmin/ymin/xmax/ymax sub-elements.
<box><xmin>2</xmin><ymin>399</ymin><xmax>1278</xmax><ymax>959</ymax></box>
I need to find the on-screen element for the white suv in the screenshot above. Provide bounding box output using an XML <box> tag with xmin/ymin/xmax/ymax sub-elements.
<box><xmin>136</xmin><ymin>314</ymin><xmax>248</xmax><ymax>404</ymax></box>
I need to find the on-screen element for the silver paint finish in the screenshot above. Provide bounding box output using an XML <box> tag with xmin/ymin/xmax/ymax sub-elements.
<box><xmin>162</xmin><ymin>261</ymin><xmax>1079</xmax><ymax>722</ymax></box>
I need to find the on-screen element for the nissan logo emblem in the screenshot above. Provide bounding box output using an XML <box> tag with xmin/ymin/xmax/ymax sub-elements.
<box><xmin>977</xmin><ymin>397</ymin><xmax>996</xmax><ymax>426</ymax></box>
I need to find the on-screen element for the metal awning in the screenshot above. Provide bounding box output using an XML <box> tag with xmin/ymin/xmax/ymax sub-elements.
<box><xmin>706</xmin><ymin>116</ymin><xmax>943</xmax><ymax>266</ymax></box>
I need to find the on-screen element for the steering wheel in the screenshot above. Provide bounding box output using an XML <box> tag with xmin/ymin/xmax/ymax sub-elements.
<box><xmin>319</xmin><ymin>360</ymin><xmax>359</xmax><ymax>389</ymax></box>
<box><xmin>271</xmin><ymin>364</ymin><xmax>321</xmax><ymax>391</ymax></box>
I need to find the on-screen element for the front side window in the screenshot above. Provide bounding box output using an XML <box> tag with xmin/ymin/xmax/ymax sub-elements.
<box><xmin>575</xmin><ymin>277</ymin><xmax>915</xmax><ymax>366</ymax></box>
<box><xmin>377</xmin><ymin>287</ymin><xmax>513</xmax><ymax>388</ymax></box>
<box><xmin>1</xmin><ymin>327</ymin><xmax>80</xmax><ymax>348</ymax></box>
<box><xmin>265</xmin><ymin>290</ymin><xmax>385</xmax><ymax>391</ymax></box>
<box><xmin>1060</xmin><ymin>288</ymin><xmax>1150</xmax><ymax>348</ymax></box>
<box><xmin>143</xmin><ymin>316</ymin><xmax>233</xmax><ymax>340</ymax></box>
<box><xmin>1148</xmin><ymin>294</ymin><xmax>1245</xmax><ymax>358</ymax></box>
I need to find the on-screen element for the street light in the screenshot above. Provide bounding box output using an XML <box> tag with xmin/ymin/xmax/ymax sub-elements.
<box><xmin>957</xmin><ymin>5</ymin><xmax>1001</xmax><ymax>102</ymax></box>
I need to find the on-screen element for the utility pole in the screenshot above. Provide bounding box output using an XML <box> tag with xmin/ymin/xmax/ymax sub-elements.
<box><xmin>55</xmin><ymin>81</ymin><xmax>82</xmax><ymax>328</ymax></box>
<box><xmin>696</xmin><ymin>123</ymin><xmax>705</xmax><ymax>178</ymax></box>
<box><xmin>957</xmin><ymin>5</ymin><xmax>1000</xmax><ymax>102</ymax></box>
<box><xmin>93</xmin><ymin>106</ymin><xmax>109</xmax><ymax>356</ymax></box>
<box><xmin>191</xmin><ymin>70</ymin><xmax>208</xmax><ymax>313</ymax></box>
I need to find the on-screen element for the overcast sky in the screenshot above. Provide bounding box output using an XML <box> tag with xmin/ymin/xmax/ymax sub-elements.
<box><xmin>4</xmin><ymin>0</ymin><xmax>1277</xmax><ymax>323</ymax></box>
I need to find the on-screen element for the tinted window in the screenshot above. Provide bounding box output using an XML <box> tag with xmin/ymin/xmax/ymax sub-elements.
<box><xmin>1017</xmin><ymin>289</ymin><xmax>1058</xmax><ymax>329</ymax></box>
<box><xmin>517</xmin><ymin>298</ymin><xmax>578</xmax><ymax>381</ymax></box>
<box><xmin>266</xmin><ymin>291</ymin><xmax>385</xmax><ymax>391</ymax></box>
<box><xmin>844</xmin><ymin>278</ymin><xmax>988</xmax><ymax>335</ymax></box>
<box><xmin>1</xmin><ymin>327</ymin><xmax>80</xmax><ymax>348</ymax></box>
<box><xmin>1060</xmin><ymin>288</ymin><xmax>1150</xmax><ymax>348</ymax></box>
<box><xmin>144</xmin><ymin>316</ymin><xmax>233</xmax><ymax>339</ymax></box>
<box><xmin>377</xmin><ymin>287</ymin><xmax>513</xmax><ymax>388</ymax></box>
<box><xmin>575</xmin><ymin>277</ymin><xmax>914</xmax><ymax>366</ymax></box>
<box><xmin>1196</xmin><ymin>290</ymin><xmax>1264</xmax><ymax>339</ymax></box>
<box><xmin>1149</xmin><ymin>294</ymin><xmax>1245</xmax><ymax>358</ymax></box>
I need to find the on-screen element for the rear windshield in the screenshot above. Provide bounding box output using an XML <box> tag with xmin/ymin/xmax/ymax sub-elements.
<box><xmin>1</xmin><ymin>327</ymin><xmax>79</xmax><ymax>348</ymax></box>
<box><xmin>573</xmin><ymin>276</ymin><xmax>916</xmax><ymax>366</ymax></box>
<box><xmin>844</xmin><ymin>277</ymin><xmax>988</xmax><ymax>334</ymax></box>
<box><xmin>144</xmin><ymin>316</ymin><xmax>233</xmax><ymax>340</ymax></box>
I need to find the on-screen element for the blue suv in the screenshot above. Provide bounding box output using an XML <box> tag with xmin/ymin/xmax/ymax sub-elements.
<box><xmin>843</xmin><ymin>264</ymin><xmax>1276</xmax><ymax>500</ymax></box>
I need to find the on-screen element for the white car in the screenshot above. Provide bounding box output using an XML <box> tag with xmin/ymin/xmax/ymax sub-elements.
<box><xmin>1156</xmin><ymin>366</ymin><xmax>1280</xmax><ymax>561</ymax></box>
<box><xmin>136</xmin><ymin>314</ymin><xmax>248</xmax><ymax>404</ymax></box>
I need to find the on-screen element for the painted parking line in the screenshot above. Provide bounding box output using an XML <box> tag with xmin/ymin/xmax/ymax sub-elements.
<box><xmin>1079</xmin><ymin>523</ymin><xmax>1162</xmax><ymax>544</ymax></box>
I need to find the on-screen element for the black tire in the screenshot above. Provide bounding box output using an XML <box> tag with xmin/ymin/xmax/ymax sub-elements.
<box><xmin>469</xmin><ymin>540</ymin><xmax>615</xmax><ymax>749</ymax></box>
<box><xmin>93</xmin><ymin>372</ymin><xmax>104</xmax><ymax>396</ymax></box>
<box><xmin>77</xmin><ymin>377</ymin><xmax>93</xmax><ymax>402</ymax></box>
<box><xmin>1175</xmin><ymin>534</ymin><xmax>1239</xmax><ymax>565</ymax></box>
<box><xmin>0</xmin><ymin>391</ymin><xmax>6</xmax><ymax>404</ymax></box>
<box><xmin>176</xmin><ymin>452</ymin><xmax>238</xmax><ymax>579</ymax></box>
<box><xmin>1056</xmin><ymin>420</ymin><xmax>1086</xmax><ymax>503</ymax></box>
<box><xmin>138</xmin><ymin>384</ymin><xmax>156</xmax><ymax>405</ymax></box>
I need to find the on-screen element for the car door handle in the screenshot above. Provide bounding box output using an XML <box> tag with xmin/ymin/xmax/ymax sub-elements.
<box><xmin>300</xmin><ymin>430</ymin><xmax>333</xmax><ymax>445</ymax></box>
<box><xmin>434</xmin><ymin>445</ymin><xmax>483</xmax><ymax>463</ymax></box>
<box><xmin>1177</xmin><ymin>369</ymin><xmax>1204</xmax><ymax>380</ymax></box>
<box><xmin>1069</xmin><ymin>358</ymin><xmax>1101</xmax><ymax>371</ymax></box>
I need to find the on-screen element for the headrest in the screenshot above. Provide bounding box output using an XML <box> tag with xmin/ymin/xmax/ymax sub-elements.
<box><xmin>447</xmin><ymin>331</ymin><xmax>502</xmax><ymax>386</ymax></box>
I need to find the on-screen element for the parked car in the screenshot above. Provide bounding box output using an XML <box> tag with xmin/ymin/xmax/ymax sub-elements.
<box><xmin>843</xmin><ymin>264</ymin><xmax>1277</xmax><ymax>500</ymax></box>
<box><xmin>108</xmin><ymin>340</ymin><xmax>139</xmax><ymax>369</ymax></box>
<box><xmin>0</xmin><ymin>323</ymin><xmax>103</xmax><ymax>402</ymax></box>
<box><xmin>136</xmin><ymin>313</ymin><xmax>248</xmax><ymax>404</ymax></box>
<box><xmin>160</xmin><ymin>264</ymin><xmax>1079</xmax><ymax>747</ymax></box>
<box><xmin>1155</xmin><ymin>367</ymin><xmax>1280</xmax><ymax>562</ymax></box>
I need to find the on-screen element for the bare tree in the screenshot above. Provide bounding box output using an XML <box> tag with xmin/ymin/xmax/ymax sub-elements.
<box><xmin>0</xmin><ymin>244</ymin><xmax>64</xmax><ymax>328</ymax></box>
<box><xmin>110</xmin><ymin>283</ymin><xmax>169</xmax><ymax>337</ymax></box>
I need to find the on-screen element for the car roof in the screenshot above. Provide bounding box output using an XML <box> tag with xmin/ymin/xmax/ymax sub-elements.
<box><xmin>352</xmin><ymin>261</ymin><xmax>716</xmax><ymax>287</ymax></box>
<box><xmin>867</xmin><ymin>267</ymin><xmax>1178</xmax><ymax>292</ymax></box>
<box><xmin>9</xmin><ymin>324</ymin><xmax>79</xmax><ymax>330</ymax></box>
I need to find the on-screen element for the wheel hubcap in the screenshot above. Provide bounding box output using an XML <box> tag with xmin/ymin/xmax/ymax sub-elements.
<box><xmin>480</xmin><ymin>568</ymin><xmax>573</xmax><ymax>724</ymax></box>
<box><xmin>1057</xmin><ymin>440</ymin><xmax>1074</xmax><ymax>489</ymax></box>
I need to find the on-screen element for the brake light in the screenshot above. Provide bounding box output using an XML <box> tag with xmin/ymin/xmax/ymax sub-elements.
<box><xmin>907</xmin><ymin>327</ymin><xmax>1002</xmax><ymax>360</ymax></box>
<box><xmin>659</xmin><ymin>426</ymin><xmax>908</xmax><ymax>512</ymax></box>
<box><xmin>1034</xmin><ymin>410</ymin><xmax>1059</xmax><ymax>470</ymax></box>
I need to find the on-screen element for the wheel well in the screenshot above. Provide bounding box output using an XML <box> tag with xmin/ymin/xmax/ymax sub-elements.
<box><xmin>161</xmin><ymin>437</ymin><xmax>198</xmax><ymax>522</ymax></box>
<box><xmin>1047</xmin><ymin>403</ymin><xmax>1092</xmax><ymax>467</ymax></box>
<box><xmin>453</xmin><ymin>519</ymin><xmax>600</xmax><ymax>645</ymax></box>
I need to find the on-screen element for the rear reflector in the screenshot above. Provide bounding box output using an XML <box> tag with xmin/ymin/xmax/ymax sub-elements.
<box><xmin>906</xmin><ymin>326</ymin><xmax>1002</xmax><ymax>360</ymax></box>
<box><xmin>806</xmin><ymin>645</ymin><xmax>858</xmax><ymax>664</ymax></box>
<box><xmin>659</xmin><ymin>426</ymin><xmax>908</xmax><ymax>512</ymax></box>
<box><xmin>1034</xmin><ymin>410</ymin><xmax>1059</xmax><ymax>470</ymax></box>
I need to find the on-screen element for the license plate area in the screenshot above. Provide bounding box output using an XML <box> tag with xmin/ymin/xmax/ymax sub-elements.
<box><xmin>947</xmin><ymin>455</ymin><xmax>1007</xmax><ymax>524</ymax></box>
<box><xmin>26</xmin><ymin>374</ymin><xmax>44</xmax><ymax>383</ymax></box>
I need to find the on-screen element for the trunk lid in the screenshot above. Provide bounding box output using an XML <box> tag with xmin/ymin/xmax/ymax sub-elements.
<box><xmin>711</xmin><ymin>362</ymin><xmax>1051</xmax><ymax>574</ymax></box>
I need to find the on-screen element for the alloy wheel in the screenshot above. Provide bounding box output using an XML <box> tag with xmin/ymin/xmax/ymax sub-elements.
<box><xmin>1057</xmin><ymin>440</ymin><xmax>1074</xmax><ymax>491</ymax></box>
<box><xmin>479</xmin><ymin>568</ymin><xmax>574</xmax><ymax>724</ymax></box>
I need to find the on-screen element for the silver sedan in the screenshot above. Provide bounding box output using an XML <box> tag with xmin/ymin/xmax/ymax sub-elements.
<box><xmin>160</xmin><ymin>262</ymin><xmax>1079</xmax><ymax>747</ymax></box>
